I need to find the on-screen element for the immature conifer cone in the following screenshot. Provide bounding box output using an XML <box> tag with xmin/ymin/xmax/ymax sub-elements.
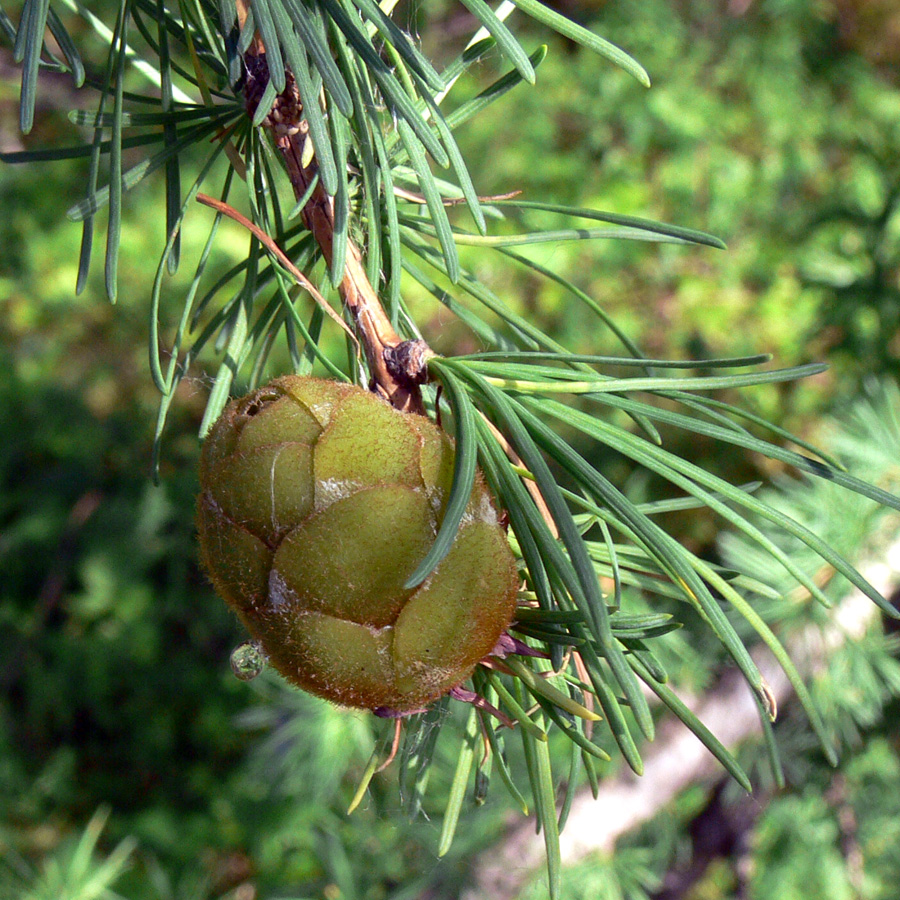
<box><xmin>198</xmin><ymin>376</ymin><xmax>519</xmax><ymax>712</ymax></box>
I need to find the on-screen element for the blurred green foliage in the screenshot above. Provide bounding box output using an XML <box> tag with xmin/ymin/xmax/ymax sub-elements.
<box><xmin>2</xmin><ymin>0</ymin><xmax>900</xmax><ymax>897</ymax></box>
<box><xmin>426</xmin><ymin>0</ymin><xmax>900</xmax><ymax>416</ymax></box>
<box><xmin>750</xmin><ymin>737</ymin><xmax>900</xmax><ymax>900</ymax></box>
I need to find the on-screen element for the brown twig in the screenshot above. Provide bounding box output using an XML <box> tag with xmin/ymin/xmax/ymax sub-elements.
<box><xmin>376</xmin><ymin>719</ymin><xmax>403</xmax><ymax>773</ymax></box>
<box><xmin>482</xmin><ymin>415</ymin><xmax>560</xmax><ymax>538</ymax></box>
<box><xmin>196</xmin><ymin>192</ymin><xmax>358</xmax><ymax>350</ymax></box>
<box><xmin>234</xmin><ymin>0</ymin><xmax>264</xmax><ymax>55</ymax></box>
<box><xmin>236</xmin><ymin>17</ymin><xmax>431</xmax><ymax>412</ymax></box>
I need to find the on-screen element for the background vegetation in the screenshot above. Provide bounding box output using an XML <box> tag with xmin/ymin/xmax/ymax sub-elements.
<box><xmin>2</xmin><ymin>0</ymin><xmax>900</xmax><ymax>897</ymax></box>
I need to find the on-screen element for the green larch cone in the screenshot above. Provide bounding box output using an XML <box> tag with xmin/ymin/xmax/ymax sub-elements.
<box><xmin>198</xmin><ymin>376</ymin><xmax>520</xmax><ymax>712</ymax></box>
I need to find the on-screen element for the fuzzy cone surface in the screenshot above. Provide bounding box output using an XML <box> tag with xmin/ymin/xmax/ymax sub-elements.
<box><xmin>198</xmin><ymin>376</ymin><xmax>519</xmax><ymax>711</ymax></box>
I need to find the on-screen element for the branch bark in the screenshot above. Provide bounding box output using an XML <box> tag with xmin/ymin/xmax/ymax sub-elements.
<box><xmin>461</xmin><ymin>532</ymin><xmax>900</xmax><ymax>900</ymax></box>
<box><xmin>236</xmin><ymin>4</ymin><xmax>431</xmax><ymax>412</ymax></box>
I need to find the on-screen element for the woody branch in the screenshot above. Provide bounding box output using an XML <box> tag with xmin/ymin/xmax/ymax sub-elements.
<box><xmin>235</xmin><ymin>1</ymin><xmax>431</xmax><ymax>414</ymax></box>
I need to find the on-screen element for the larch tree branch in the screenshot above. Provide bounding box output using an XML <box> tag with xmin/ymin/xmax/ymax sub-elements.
<box><xmin>236</xmin><ymin>1</ymin><xmax>432</xmax><ymax>413</ymax></box>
